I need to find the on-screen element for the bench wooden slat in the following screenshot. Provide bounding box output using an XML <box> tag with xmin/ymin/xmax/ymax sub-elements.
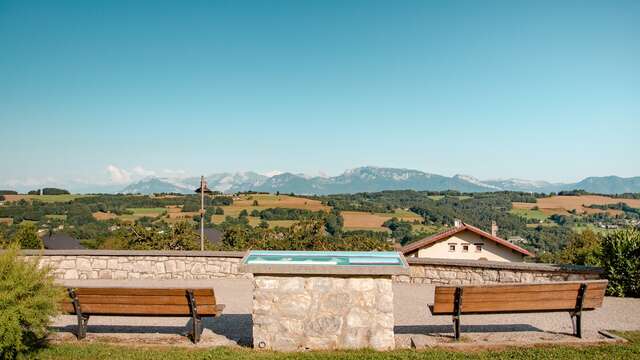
<box><xmin>434</xmin><ymin>281</ymin><xmax>607</xmax><ymax>295</ymax></box>
<box><xmin>61</xmin><ymin>303</ymin><xmax>224</xmax><ymax>316</ymax></box>
<box><xmin>63</xmin><ymin>294</ymin><xmax>216</xmax><ymax>306</ymax></box>
<box><xmin>73</xmin><ymin>288</ymin><xmax>214</xmax><ymax>297</ymax></box>
<box><xmin>434</xmin><ymin>289</ymin><xmax>605</xmax><ymax>304</ymax></box>
<box><xmin>432</xmin><ymin>298</ymin><xmax>603</xmax><ymax>314</ymax></box>
<box><xmin>430</xmin><ymin>280</ymin><xmax>607</xmax><ymax>315</ymax></box>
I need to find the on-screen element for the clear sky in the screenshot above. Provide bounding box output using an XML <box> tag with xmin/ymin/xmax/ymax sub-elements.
<box><xmin>0</xmin><ymin>0</ymin><xmax>638</xmax><ymax>189</ymax></box>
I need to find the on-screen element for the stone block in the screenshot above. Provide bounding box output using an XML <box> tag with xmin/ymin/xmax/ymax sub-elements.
<box><xmin>92</xmin><ymin>259</ymin><xmax>107</xmax><ymax>269</ymax></box>
<box><xmin>98</xmin><ymin>270</ymin><xmax>112</xmax><ymax>279</ymax></box>
<box><xmin>63</xmin><ymin>269</ymin><xmax>78</xmax><ymax>280</ymax></box>
<box><xmin>107</xmin><ymin>259</ymin><xmax>119</xmax><ymax>270</ymax></box>
<box><xmin>76</xmin><ymin>258</ymin><xmax>91</xmax><ymax>270</ymax></box>
<box><xmin>59</xmin><ymin>260</ymin><xmax>76</xmax><ymax>269</ymax></box>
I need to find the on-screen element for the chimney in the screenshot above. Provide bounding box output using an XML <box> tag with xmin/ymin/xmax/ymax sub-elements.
<box><xmin>453</xmin><ymin>219</ymin><xmax>462</xmax><ymax>228</ymax></box>
<box><xmin>491</xmin><ymin>221</ymin><xmax>498</xmax><ymax>237</ymax></box>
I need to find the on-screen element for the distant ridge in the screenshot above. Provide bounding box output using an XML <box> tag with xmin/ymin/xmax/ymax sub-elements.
<box><xmin>118</xmin><ymin>166</ymin><xmax>640</xmax><ymax>195</ymax></box>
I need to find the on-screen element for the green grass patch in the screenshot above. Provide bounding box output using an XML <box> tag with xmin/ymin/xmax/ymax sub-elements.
<box><xmin>29</xmin><ymin>331</ymin><xmax>640</xmax><ymax>359</ymax></box>
<box><xmin>44</xmin><ymin>214</ymin><xmax>67</xmax><ymax>220</ymax></box>
<box><xmin>510</xmin><ymin>208</ymin><xmax>548</xmax><ymax>221</ymax></box>
<box><xmin>572</xmin><ymin>223</ymin><xmax>618</xmax><ymax>235</ymax></box>
<box><xmin>26</xmin><ymin>194</ymin><xmax>90</xmax><ymax>203</ymax></box>
<box><xmin>128</xmin><ymin>208</ymin><xmax>167</xmax><ymax>217</ymax></box>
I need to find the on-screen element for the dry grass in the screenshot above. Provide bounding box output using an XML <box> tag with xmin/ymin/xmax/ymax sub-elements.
<box><xmin>92</xmin><ymin>212</ymin><xmax>118</xmax><ymax>221</ymax></box>
<box><xmin>342</xmin><ymin>209</ymin><xmax>422</xmax><ymax>230</ymax></box>
<box><xmin>233</xmin><ymin>194</ymin><xmax>329</xmax><ymax>211</ymax></box>
<box><xmin>513</xmin><ymin>195</ymin><xmax>640</xmax><ymax>216</ymax></box>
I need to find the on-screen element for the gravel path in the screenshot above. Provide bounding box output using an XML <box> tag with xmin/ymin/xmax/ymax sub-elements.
<box><xmin>52</xmin><ymin>279</ymin><xmax>640</xmax><ymax>347</ymax></box>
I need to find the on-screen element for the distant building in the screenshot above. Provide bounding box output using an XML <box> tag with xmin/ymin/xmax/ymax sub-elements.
<box><xmin>41</xmin><ymin>233</ymin><xmax>85</xmax><ymax>250</ymax></box>
<box><xmin>402</xmin><ymin>220</ymin><xmax>532</xmax><ymax>262</ymax></box>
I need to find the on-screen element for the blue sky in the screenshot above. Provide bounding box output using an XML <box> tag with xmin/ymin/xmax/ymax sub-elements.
<box><xmin>0</xmin><ymin>0</ymin><xmax>638</xmax><ymax>189</ymax></box>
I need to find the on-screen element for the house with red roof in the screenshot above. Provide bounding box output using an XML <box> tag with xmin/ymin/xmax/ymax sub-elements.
<box><xmin>402</xmin><ymin>220</ymin><xmax>533</xmax><ymax>262</ymax></box>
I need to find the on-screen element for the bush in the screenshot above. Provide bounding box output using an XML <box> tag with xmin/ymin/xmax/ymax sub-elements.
<box><xmin>11</xmin><ymin>223</ymin><xmax>42</xmax><ymax>249</ymax></box>
<box><xmin>0</xmin><ymin>245</ymin><xmax>63</xmax><ymax>358</ymax></box>
<box><xmin>600</xmin><ymin>228</ymin><xmax>640</xmax><ymax>297</ymax></box>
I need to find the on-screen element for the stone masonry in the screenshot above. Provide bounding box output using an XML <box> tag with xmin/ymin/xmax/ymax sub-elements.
<box><xmin>25</xmin><ymin>250</ymin><xmax>249</xmax><ymax>281</ymax></box>
<box><xmin>15</xmin><ymin>250</ymin><xmax>602</xmax><ymax>284</ymax></box>
<box><xmin>252</xmin><ymin>276</ymin><xmax>395</xmax><ymax>351</ymax></box>
<box><xmin>393</xmin><ymin>258</ymin><xmax>601</xmax><ymax>284</ymax></box>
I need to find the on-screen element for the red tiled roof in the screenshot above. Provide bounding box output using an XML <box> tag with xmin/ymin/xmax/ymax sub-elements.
<box><xmin>401</xmin><ymin>223</ymin><xmax>534</xmax><ymax>257</ymax></box>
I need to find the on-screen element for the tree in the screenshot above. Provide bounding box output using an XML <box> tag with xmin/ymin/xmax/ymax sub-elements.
<box><xmin>324</xmin><ymin>211</ymin><xmax>343</xmax><ymax>236</ymax></box>
<box><xmin>253</xmin><ymin>200</ymin><xmax>259</xmax><ymax>206</ymax></box>
<box><xmin>214</xmin><ymin>207</ymin><xmax>224</xmax><ymax>215</ymax></box>
<box><xmin>12</xmin><ymin>223</ymin><xmax>42</xmax><ymax>249</ymax></box>
<box><xmin>258</xmin><ymin>220</ymin><xmax>269</xmax><ymax>229</ymax></box>
<box><xmin>558</xmin><ymin>229</ymin><xmax>602</xmax><ymax>266</ymax></box>
<box><xmin>41</xmin><ymin>188</ymin><xmax>70</xmax><ymax>195</ymax></box>
<box><xmin>238</xmin><ymin>209</ymin><xmax>249</xmax><ymax>218</ymax></box>
<box><xmin>251</xmin><ymin>209</ymin><xmax>260</xmax><ymax>217</ymax></box>
<box><xmin>600</xmin><ymin>228</ymin><xmax>640</xmax><ymax>297</ymax></box>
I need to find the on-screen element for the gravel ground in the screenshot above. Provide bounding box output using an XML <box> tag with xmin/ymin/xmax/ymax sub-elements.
<box><xmin>51</xmin><ymin>279</ymin><xmax>640</xmax><ymax>348</ymax></box>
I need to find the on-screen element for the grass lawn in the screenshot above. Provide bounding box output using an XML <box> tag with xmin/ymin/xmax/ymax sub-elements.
<box><xmin>572</xmin><ymin>223</ymin><xmax>618</xmax><ymax>235</ymax></box>
<box><xmin>30</xmin><ymin>332</ymin><xmax>640</xmax><ymax>359</ymax></box>
<box><xmin>3</xmin><ymin>194</ymin><xmax>91</xmax><ymax>203</ymax></box>
<box><xmin>509</xmin><ymin>208</ymin><xmax>548</xmax><ymax>221</ymax></box>
<box><xmin>128</xmin><ymin>207</ymin><xmax>167</xmax><ymax>217</ymax></box>
<box><xmin>45</xmin><ymin>214</ymin><xmax>68</xmax><ymax>220</ymax></box>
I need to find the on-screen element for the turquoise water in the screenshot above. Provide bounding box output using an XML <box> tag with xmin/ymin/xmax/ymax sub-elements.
<box><xmin>244</xmin><ymin>250</ymin><xmax>404</xmax><ymax>266</ymax></box>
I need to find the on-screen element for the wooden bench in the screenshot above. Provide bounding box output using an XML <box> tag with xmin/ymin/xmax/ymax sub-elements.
<box><xmin>61</xmin><ymin>288</ymin><xmax>225</xmax><ymax>343</ymax></box>
<box><xmin>428</xmin><ymin>280</ymin><xmax>608</xmax><ymax>340</ymax></box>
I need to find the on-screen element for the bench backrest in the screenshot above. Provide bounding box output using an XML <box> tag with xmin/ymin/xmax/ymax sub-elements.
<box><xmin>431</xmin><ymin>280</ymin><xmax>608</xmax><ymax>315</ymax></box>
<box><xmin>61</xmin><ymin>288</ymin><xmax>220</xmax><ymax>316</ymax></box>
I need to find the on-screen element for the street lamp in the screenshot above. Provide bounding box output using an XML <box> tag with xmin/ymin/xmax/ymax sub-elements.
<box><xmin>194</xmin><ymin>176</ymin><xmax>212</xmax><ymax>251</ymax></box>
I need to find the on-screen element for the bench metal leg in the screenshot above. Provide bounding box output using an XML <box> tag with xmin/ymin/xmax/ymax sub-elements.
<box><xmin>570</xmin><ymin>283</ymin><xmax>587</xmax><ymax>338</ymax></box>
<box><xmin>186</xmin><ymin>290</ymin><xmax>203</xmax><ymax>343</ymax></box>
<box><xmin>68</xmin><ymin>288</ymin><xmax>90</xmax><ymax>340</ymax></box>
<box><xmin>452</xmin><ymin>287</ymin><xmax>463</xmax><ymax>340</ymax></box>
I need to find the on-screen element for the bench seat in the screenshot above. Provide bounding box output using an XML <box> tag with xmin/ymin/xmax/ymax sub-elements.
<box><xmin>428</xmin><ymin>280</ymin><xmax>608</xmax><ymax>339</ymax></box>
<box><xmin>61</xmin><ymin>287</ymin><xmax>225</xmax><ymax>343</ymax></box>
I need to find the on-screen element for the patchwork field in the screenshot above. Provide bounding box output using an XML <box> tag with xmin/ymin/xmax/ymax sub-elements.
<box><xmin>513</xmin><ymin>195</ymin><xmax>640</xmax><ymax>216</ymax></box>
<box><xmin>2</xmin><ymin>194</ymin><xmax>90</xmax><ymax>203</ymax></box>
<box><xmin>509</xmin><ymin>208</ymin><xmax>549</xmax><ymax>221</ymax></box>
<box><xmin>232</xmin><ymin>194</ymin><xmax>329</xmax><ymax>211</ymax></box>
<box><xmin>92</xmin><ymin>212</ymin><xmax>118</xmax><ymax>221</ymax></box>
<box><xmin>94</xmin><ymin>207</ymin><xmax>169</xmax><ymax>223</ymax></box>
<box><xmin>342</xmin><ymin>209</ymin><xmax>422</xmax><ymax>231</ymax></box>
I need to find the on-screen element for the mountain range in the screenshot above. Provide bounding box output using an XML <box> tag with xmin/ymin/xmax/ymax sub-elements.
<box><xmin>119</xmin><ymin>166</ymin><xmax>640</xmax><ymax>195</ymax></box>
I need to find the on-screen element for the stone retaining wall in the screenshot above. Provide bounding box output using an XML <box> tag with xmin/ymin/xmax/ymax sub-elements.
<box><xmin>394</xmin><ymin>258</ymin><xmax>602</xmax><ymax>284</ymax></box>
<box><xmin>16</xmin><ymin>250</ymin><xmax>602</xmax><ymax>284</ymax></box>
<box><xmin>21</xmin><ymin>250</ymin><xmax>248</xmax><ymax>280</ymax></box>
<box><xmin>252</xmin><ymin>275</ymin><xmax>395</xmax><ymax>351</ymax></box>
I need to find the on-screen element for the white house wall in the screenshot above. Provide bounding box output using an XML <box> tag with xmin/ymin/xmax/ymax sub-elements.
<box><xmin>415</xmin><ymin>230</ymin><xmax>525</xmax><ymax>262</ymax></box>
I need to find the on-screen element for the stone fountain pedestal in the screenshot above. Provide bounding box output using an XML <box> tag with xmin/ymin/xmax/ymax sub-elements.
<box><xmin>240</xmin><ymin>254</ymin><xmax>408</xmax><ymax>351</ymax></box>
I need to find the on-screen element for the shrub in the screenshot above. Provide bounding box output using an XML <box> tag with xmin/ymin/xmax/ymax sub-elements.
<box><xmin>0</xmin><ymin>245</ymin><xmax>63</xmax><ymax>358</ymax></box>
<box><xmin>600</xmin><ymin>228</ymin><xmax>640</xmax><ymax>297</ymax></box>
<box><xmin>11</xmin><ymin>223</ymin><xmax>42</xmax><ymax>249</ymax></box>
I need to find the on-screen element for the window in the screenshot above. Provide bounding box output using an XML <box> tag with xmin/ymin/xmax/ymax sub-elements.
<box><xmin>475</xmin><ymin>244</ymin><xmax>482</xmax><ymax>252</ymax></box>
<box><xmin>448</xmin><ymin>244</ymin><xmax>456</xmax><ymax>252</ymax></box>
<box><xmin>462</xmin><ymin>245</ymin><xmax>469</xmax><ymax>252</ymax></box>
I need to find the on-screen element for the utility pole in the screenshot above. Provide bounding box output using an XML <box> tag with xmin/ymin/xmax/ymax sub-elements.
<box><xmin>200</xmin><ymin>176</ymin><xmax>204</xmax><ymax>251</ymax></box>
<box><xmin>195</xmin><ymin>176</ymin><xmax>212</xmax><ymax>251</ymax></box>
